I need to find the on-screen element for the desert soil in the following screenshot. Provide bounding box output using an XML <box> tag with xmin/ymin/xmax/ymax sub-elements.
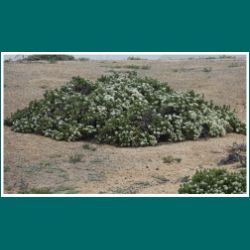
<box><xmin>3</xmin><ymin>58</ymin><xmax>247</xmax><ymax>194</ymax></box>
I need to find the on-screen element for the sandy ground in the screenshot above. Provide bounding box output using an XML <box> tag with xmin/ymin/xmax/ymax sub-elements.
<box><xmin>3</xmin><ymin>58</ymin><xmax>247</xmax><ymax>194</ymax></box>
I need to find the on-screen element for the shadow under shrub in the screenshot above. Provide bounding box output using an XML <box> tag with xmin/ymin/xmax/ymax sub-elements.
<box><xmin>178</xmin><ymin>168</ymin><xmax>246</xmax><ymax>194</ymax></box>
<box><xmin>5</xmin><ymin>72</ymin><xmax>246</xmax><ymax>147</ymax></box>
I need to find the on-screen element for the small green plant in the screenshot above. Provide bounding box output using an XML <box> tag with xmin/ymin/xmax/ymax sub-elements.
<box><xmin>87</xmin><ymin>172</ymin><xmax>105</xmax><ymax>181</ymax></box>
<box><xmin>228</xmin><ymin>62</ymin><xmax>241</xmax><ymax>68</ymax></box>
<box><xmin>53</xmin><ymin>185</ymin><xmax>79</xmax><ymax>194</ymax></box>
<box><xmin>4</xmin><ymin>59</ymin><xmax>12</xmax><ymax>63</ymax></box>
<box><xmin>219</xmin><ymin>55</ymin><xmax>235</xmax><ymax>59</ymax></box>
<box><xmin>163</xmin><ymin>156</ymin><xmax>182</xmax><ymax>164</ymax></box>
<box><xmin>172</xmin><ymin>68</ymin><xmax>194</xmax><ymax>73</ymax></box>
<box><xmin>82</xmin><ymin>144</ymin><xmax>97</xmax><ymax>151</ymax></box>
<box><xmin>152</xmin><ymin>175</ymin><xmax>169</xmax><ymax>183</ymax></box>
<box><xmin>141</xmin><ymin>65</ymin><xmax>151</xmax><ymax>70</ymax></box>
<box><xmin>108</xmin><ymin>69</ymin><xmax>131</xmax><ymax>74</ymax></box>
<box><xmin>78</xmin><ymin>57</ymin><xmax>90</xmax><ymax>61</ymax></box>
<box><xmin>127</xmin><ymin>56</ymin><xmax>144</xmax><ymax>60</ymax></box>
<box><xmin>111</xmin><ymin>65</ymin><xmax>122</xmax><ymax>68</ymax></box>
<box><xmin>28</xmin><ymin>187</ymin><xmax>52</xmax><ymax>194</ymax></box>
<box><xmin>204</xmin><ymin>56</ymin><xmax>216</xmax><ymax>59</ymax></box>
<box><xmin>90</xmin><ymin>158</ymin><xmax>103</xmax><ymax>164</ymax></box>
<box><xmin>103</xmin><ymin>65</ymin><xmax>122</xmax><ymax>69</ymax></box>
<box><xmin>178</xmin><ymin>168</ymin><xmax>246</xmax><ymax>194</ymax></box>
<box><xmin>48</xmin><ymin>59</ymin><xmax>57</xmax><ymax>64</ymax></box>
<box><xmin>202</xmin><ymin>67</ymin><xmax>212</xmax><ymax>72</ymax></box>
<box><xmin>4</xmin><ymin>165</ymin><xmax>11</xmax><ymax>172</ymax></box>
<box><xmin>125</xmin><ymin>64</ymin><xmax>140</xmax><ymax>69</ymax></box>
<box><xmin>69</xmin><ymin>154</ymin><xmax>83</xmax><ymax>163</ymax></box>
<box><xmin>17</xmin><ymin>178</ymin><xmax>29</xmax><ymax>194</ymax></box>
<box><xmin>6</xmin><ymin>186</ymin><xmax>12</xmax><ymax>192</ymax></box>
<box><xmin>17</xmin><ymin>181</ymin><xmax>52</xmax><ymax>194</ymax></box>
<box><xmin>111</xmin><ymin>181</ymin><xmax>151</xmax><ymax>194</ymax></box>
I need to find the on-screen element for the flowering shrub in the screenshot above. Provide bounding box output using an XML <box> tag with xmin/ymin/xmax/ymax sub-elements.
<box><xmin>5</xmin><ymin>72</ymin><xmax>246</xmax><ymax>146</ymax></box>
<box><xmin>178</xmin><ymin>168</ymin><xmax>246</xmax><ymax>194</ymax></box>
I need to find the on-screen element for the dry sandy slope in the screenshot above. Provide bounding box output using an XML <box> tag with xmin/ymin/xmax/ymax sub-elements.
<box><xmin>3</xmin><ymin>59</ymin><xmax>247</xmax><ymax>194</ymax></box>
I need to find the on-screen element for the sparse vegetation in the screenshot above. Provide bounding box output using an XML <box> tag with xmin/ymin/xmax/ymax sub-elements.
<box><xmin>16</xmin><ymin>179</ymin><xmax>52</xmax><ymax>194</ymax></box>
<box><xmin>102</xmin><ymin>64</ymin><xmax>121</xmax><ymax>69</ymax></box>
<box><xmin>78</xmin><ymin>57</ymin><xmax>90</xmax><ymax>61</ymax></box>
<box><xmin>228</xmin><ymin>62</ymin><xmax>241</xmax><ymax>68</ymax></box>
<box><xmin>152</xmin><ymin>175</ymin><xmax>169</xmax><ymax>184</ymax></box>
<box><xmin>163</xmin><ymin>156</ymin><xmax>182</xmax><ymax>164</ymax></box>
<box><xmin>172</xmin><ymin>68</ymin><xmax>194</xmax><ymax>73</ymax></box>
<box><xmin>219</xmin><ymin>55</ymin><xmax>236</xmax><ymax>59</ymax></box>
<box><xmin>6</xmin><ymin>71</ymin><xmax>245</xmax><ymax>147</ymax></box>
<box><xmin>25</xmin><ymin>55</ymin><xmax>75</xmax><ymax>62</ymax></box>
<box><xmin>90</xmin><ymin>158</ymin><xmax>103</xmax><ymax>164</ymax></box>
<box><xmin>4</xmin><ymin>165</ymin><xmax>11</xmax><ymax>172</ymax></box>
<box><xmin>108</xmin><ymin>69</ymin><xmax>132</xmax><ymax>74</ymax></box>
<box><xmin>125</xmin><ymin>64</ymin><xmax>140</xmax><ymax>69</ymax></box>
<box><xmin>87</xmin><ymin>172</ymin><xmax>105</xmax><ymax>181</ymax></box>
<box><xmin>69</xmin><ymin>154</ymin><xmax>83</xmax><ymax>164</ymax></box>
<box><xmin>4</xmin><ymin>58</ymin><xmax>12</xmax><ymax>63</ymax></box>
<box><xmin>48</xmin><ymin>59</ymin><xmax>57</xmax><ymax>64</ymax></box>
<box><xmin>204</xmin><ymin>56</ymin><xmax>217</xmax><ymax>59</ymax></box>
<box><xmin>82</xmin><ymin>144</ymin><xmax>97</xmax><ymax>151</ymax></box>
<box><xmin>106</xmin><ymin>64</ymin><xmax>150</xmax><ymax>70</ymax></box>
<box><xmin>141</xmin><ymin>65</ymin><xmax>151</xmax><ymax>70</ymax></box>
<box><xmin>28</xmin><ymin>187</ymin><xmax>52</xmax><ymax>194</ymax></box>
<box><xmin>53</xmin><ymin>185</ymin><xmax>79</xmax><ymax>194</ymax></box>
<box><xmin>16</xmin><ymin>179</ymin><xmax>78</xmax><ymax>194</ymax></box>
<box><xmin>179</xmin><ymin>168</ymin><xmax>246</xmax><ymax>194</ymax></box>
<box><xmin>111</xmin><ymin>181</ymin><xmax>151</xmax><ymax>194</ymax></box>
<box><xmin>127</xmin><ymin>56</ymin><xmax>144</xmax><ymax>60</ymax></box>
<box><xmin>202</xmin><ymin>67</ymin><xmax>212</xmax><ymax>72</ymax></box>
<box><xmin>219</xmin><ymin>143</ymin><xmax>246</xmax><ymax>167</ymax></box>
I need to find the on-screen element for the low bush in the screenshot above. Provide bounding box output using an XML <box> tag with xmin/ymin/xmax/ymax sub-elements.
<box><xmin>202</xmin><ymin>67</ymin><xmax>212</xmax><ymax>72</ymax></box>
<box><xmin>4</xmin><ymin>59</ymin><xmax>12</xmax><ymax>63</ymax></box>
<box><xmin>83</xmin><ymin>144</ymin><xmax>97</xmax><ymax>151</ymax></box>
<box><xmin>219</xmin><ymin>55</ymin><xmax>236</xmax><ymax>59</ymax></box>
<box><xmin>178</xmin><ymin>168</ymin><xmax>246</xmax><ymax>194</ymax></box>
<box><xmin>25</xmin><ymin>55</ymin><xmax>75</xmax><ymax>61</ymax></box>
<box><xmin>228</xmin><ymin>63</ymin><xmax>241</xmax><ymax>68</ymax></box>
<box><xmin>78</xmin><ymin>57</ymin><xmax>90</xmax><ymax>61</ymax></box>
<box><xmin>141</xmin><ymin>65</ymin><xmax>151</xmax><ymax>70</ymax></box>
<box><xmin>5</xmin><ymin>72</ymin><xmax>245</xmax><ymax>147</ymax></box>
<box><xmin>204</xmin><ymin>57</ymin><xmax>217</xmax><ymax>59</ymax></box>
<box><xmin>125</xmin><ymin>64</ymin><xmax>140</xmax><ymax>69</ymax></box>
<box><xmin>69</xmin><ymin>154</ymin><xmax>83</xmax><ymax>163</ymax></box>
<box><xmin>127</xmin><ymin>56</ymin><xmax>144</xmax><ymax>60</ymax></box>
<box><xmin>163</xmin><ymin>156</ymin><xmax>181</xmax><ymax>164</ymax></box>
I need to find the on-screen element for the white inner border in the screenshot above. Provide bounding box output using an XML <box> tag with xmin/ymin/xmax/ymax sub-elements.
<box><xmin>1</xmin><ymin>52</ymin><xmax>249</xmax><ymax>198</ymax></box>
